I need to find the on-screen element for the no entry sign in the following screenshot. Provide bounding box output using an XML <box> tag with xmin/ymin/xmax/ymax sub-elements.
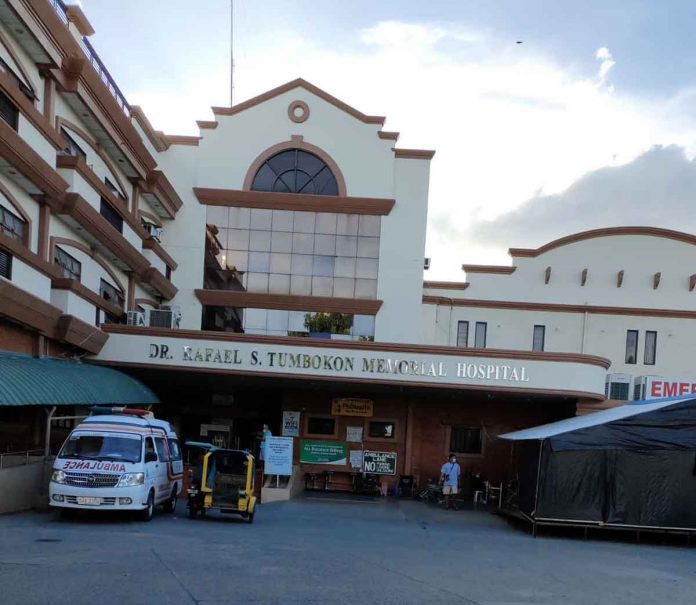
<box><xmin>363</xmin><ymin>451</ymin><xmax>397</xmax><ymax>475</ymax></box>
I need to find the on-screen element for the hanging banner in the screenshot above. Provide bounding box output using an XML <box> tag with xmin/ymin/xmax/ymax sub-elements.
<box><xmin>282</xmin><ymin>411</ymin><xmax>301</xmax><ymax>437</ymax></box>
<box><xmin>346</xmin><ymin>426</ymin><xmax>363</xmax><ymax>443</ymax></box>
<box><xmin>331</xmin><ymin>398</ymin><xmax>373</xmax><ymax>417</ymax></box>
<box><xmin>363</xmin><ymin>451</ymin><xmax>397</xmax><ymax>475</ymax></box>
<box><xmin>264</xmin><ymin>436</ymin><xmax>293</xmax><ymax>476</ymax></box>
<box><xmin>300</xmin><ymin>440</ymin><xmax>347</xmax><ymax>465</ymax></box>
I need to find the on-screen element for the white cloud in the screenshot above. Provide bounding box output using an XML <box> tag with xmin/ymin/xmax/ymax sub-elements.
<box><xmin>595</xmin><ymin>46</ymin><xmax>616</xmax><ymax>85</ymax></box>
<box><xmin>131</xmin><ymin>21</ymin><xmax>696</xmax><ymax>281</ymax></box>
<box><xmin>457</xmin><ymin>145</ymin><xmax>696</xmax><ymax>265</ymax></box>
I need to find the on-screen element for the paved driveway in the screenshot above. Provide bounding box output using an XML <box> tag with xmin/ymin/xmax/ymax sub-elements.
<box><xmin>1</xmin><ymin>497</ymin><xmax>695</xmax><ymax>605</ymax></box>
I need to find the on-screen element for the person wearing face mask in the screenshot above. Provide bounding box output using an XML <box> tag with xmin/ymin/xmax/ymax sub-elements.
<box><xmin>440</xmin><ymin>453</ymin><xmax>461</xmax><ymax>510</ymax></box>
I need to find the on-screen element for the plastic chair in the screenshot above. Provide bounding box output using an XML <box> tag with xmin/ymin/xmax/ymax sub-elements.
<box><xmin>486</xmin><ymin>481</ymin><xmax>503</xmax><ymax>508</ymax></box>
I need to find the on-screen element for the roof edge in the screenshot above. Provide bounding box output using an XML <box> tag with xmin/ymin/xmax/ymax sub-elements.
<box><xmin>210</xmin><ymin>78</ymin><xmax>386</xmax><ymax>125</ymax></box>
<box><xmin>508</xmin><ymin>226</ymin><xmax>696</xmax><ymax>258</ymax></box>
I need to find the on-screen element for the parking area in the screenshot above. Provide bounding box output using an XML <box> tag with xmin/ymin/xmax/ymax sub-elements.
<box><xmin>1</xmin><ymin>497</ymin><xmax>696</xmax><ymax>605</ymax></box>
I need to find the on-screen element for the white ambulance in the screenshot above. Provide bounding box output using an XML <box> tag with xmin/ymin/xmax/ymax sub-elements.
<box><xmin>49</xmin><ymin>408</ymin><xmax>183</xmax><ymax>521</ymax></box>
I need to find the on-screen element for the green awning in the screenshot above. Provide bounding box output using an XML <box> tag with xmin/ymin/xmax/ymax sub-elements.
<box><xmin>0</xmin><ymin>351</ymin><xmax>158</xmax><ymax>406</ymax></box>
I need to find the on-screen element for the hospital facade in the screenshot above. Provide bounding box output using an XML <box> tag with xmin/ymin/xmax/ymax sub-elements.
<box><xmin>1</xmin><ymin>0</ymin><xmax>695</xmax><ymax>490</ymax></box>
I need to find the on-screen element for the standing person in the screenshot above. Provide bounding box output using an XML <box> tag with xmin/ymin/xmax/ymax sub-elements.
<box><xmin>258</xmin><ymin>423</ymin><xmax>272</xmax><ymax>469</ymax></box>
<box><xmin>440</xmin><ymin>453</ymin><xmax>461</xmax><ymax>510</ymax></box>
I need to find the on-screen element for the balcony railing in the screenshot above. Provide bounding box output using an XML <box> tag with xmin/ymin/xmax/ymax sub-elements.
<box><xmin>49</xmin><ymin>0</ymin><xmax>131</xmax><ymax>117</ymax></box>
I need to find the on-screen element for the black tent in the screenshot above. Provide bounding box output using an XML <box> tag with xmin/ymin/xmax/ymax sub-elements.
<box><xmin>500</xmin><ymin>397</ymin><xmax>696</xmax><ymax>533</ymax></box>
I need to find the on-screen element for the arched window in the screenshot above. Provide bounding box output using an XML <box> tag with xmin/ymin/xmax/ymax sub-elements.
<box><xmin>251</xmin><ymin>149</ymin><xmax>339</xmax><ymax>195</ymax></box>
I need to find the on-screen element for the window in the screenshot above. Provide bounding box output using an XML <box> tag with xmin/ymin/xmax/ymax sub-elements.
<box><xmin>0</xmin><ymin>58</ymin><xmax>34</xmax><ymax>100</ymax></box>
<box><xmin>105</xmin><ymin>178</ymin><xmax>125</xmax><ymax>201</ymax></box>
<box><xmin>167</xmin><ymin>439</ymin><xmax>182</xmax><ymax>461</ymax></box>
<box><xmin>0</xmin><ymin>90</ymin><xmax>18</xmax><ymax>130</ymax></box>
<box><xmin>154</xmin><ymin>437</ymin><xmax>170</xmax><ymax>462</ymax></box>
<box><xmin>144</xmin><ymin>437</ymin><xmax>157</xmax><ymax>461</ymax></box>
<box><xmin>532</xmin><ymin>325</ymin><xmax>545</xmax><ymax>352</ymax></box>
<box><xmin>100</xmin><ymin>279</ymin><xmax>124</xmax><ymax>310</ymax></box>
<box><xmin>450</xmin><ymin>427</ymin><xmax>483</xmax><ymax>455</ymax></box>
<box><xmin>0</xmin><ymin>249</ymin><xmax>11</xmax><ymax>279</ymax></box>
<box><xmin>0</xmin><ymin>205</ymin><xmax>25</xmax><ymax>241</ymax></box>
<box><xmin>307</xmin><ymin>417</ymin><xmax>335</xmax><ymax>435</ymax></box>
<box><xmin>474</xmin><ymin>322</ymin><xmax>487</xmax><ymax>348</ymax></box>
<box><xmin>251</xmin><ymin>149</ymin><xmax>339</xmax><ymax>195</ymax></box>
<box><xmin>644</xmin><ymin>331</ymin><xmax>657</xmax><ymax>365</ymax></box>
<box><xmin>368</xmin><ymin>421</ymin><xmax>395</xmax><ymax>439</ymax></box>
<box><xmin>54</xmin><ymin>247</ymin><xmax>81</xmax><ymax>281</ymax></box>
<box><xmin>59</xmin><ymin>128</ymin><xmax>87</xmax><ymax>159</ymax></box>
<box><xmin>100</xmin><ymin>198</ymin><xmax>123</xmax><ymax>232</ymax></box>
<box><xmin>625</xmin><ymin>330</ymin><xmax>639</xmax><ymax>364</ymax></box>
<box><xmin>456</xmin><ymin>321</ymin><xmax>469</xmax><ymax>347</ymax></box>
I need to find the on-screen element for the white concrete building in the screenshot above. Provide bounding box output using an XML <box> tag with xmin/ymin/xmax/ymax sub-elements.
<box><xmin>423</xmin><ymin>227</ymin><xmax>696</xmax><ymax>400</ymax></box>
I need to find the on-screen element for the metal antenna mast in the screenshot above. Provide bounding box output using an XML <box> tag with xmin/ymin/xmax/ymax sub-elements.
<box><xmin>230</xmin><ymin>0</ymin><xmax>235</xmax><ymax>106</ymax></box>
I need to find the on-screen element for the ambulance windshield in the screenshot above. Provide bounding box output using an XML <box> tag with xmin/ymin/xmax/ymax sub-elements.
<box><xmin>58</xmin><ymin>434</ymin><xmax>142</xmax><ymax>463</ymax></box>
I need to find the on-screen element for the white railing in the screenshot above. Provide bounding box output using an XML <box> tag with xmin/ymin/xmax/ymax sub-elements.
<box><xmin>48</xmin><ymin>0</ymin><xmax>131</xmax><ymax>116</ymax></box>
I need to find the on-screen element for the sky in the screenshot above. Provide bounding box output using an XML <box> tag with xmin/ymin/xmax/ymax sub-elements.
<box><xmin>76</xmin><ymin>1</ymin><xmax>696</xmax><ymax>279</ymax></box>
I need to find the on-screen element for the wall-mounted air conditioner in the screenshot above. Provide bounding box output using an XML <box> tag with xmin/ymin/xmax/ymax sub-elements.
<box><xmin>126</xmin><ymin>311</ymin><xmax>145</xmax><ymax>326</ymax></box>
<box><xmin>144</xmin><ymin>224</ymin><xmax>163</xmax><ymax>242</ymax></box>
<box><xmin>605</xmin><ymin>373</ymin><xmax>632</xmax><ymax>401</ymax></box>
<box><xmin>146</xmin><ymin>306</ymin><xmax>181</xmax><ymax>329</ymax></box>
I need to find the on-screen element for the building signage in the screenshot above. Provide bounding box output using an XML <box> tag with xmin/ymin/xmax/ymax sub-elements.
<box><xmin>282</xmin><ymin>411</ymin><xmax>301</xmax><ymax>437</ymax></box>
<box><xmin>346</xmin><ymin>426</ymin><xmax>363</xmax><ymax>442</ymax></box>
<box><xmin>264</xmin><ymin>436</ymin><xmax>293</xmax><ymax>476</ymax></box>
<box><xmin>92</xmin><ymin>333</ymin><xmax>609</xmax><ymax>399</ymax></box>
<box><xmin>332</xmin><ymin>398</ymin><xmax>373</xmax><ymax>417</ymax></box>
<box><xmin>349</xmin><ymin>449</ymin><xmax>364</xmax><ymax>469</ymax></box>
<box><xmin>140</xmin><ymin>341</ymin><xmax>533</xmax><ymax>386</ymax></box>
<box><xmin>363</xmin><ymin>451</ymin><xmax>397</xmax><ymax>475</ymax></box>
<box><xmin>639</xmin><ymin>376</ymin><xmax>696</xmax><ymax>399</ymax></box>
<box><xmin>300</xmin><ymin>440</ymin><xmax>347</xmax><ymax>465</ymax></box>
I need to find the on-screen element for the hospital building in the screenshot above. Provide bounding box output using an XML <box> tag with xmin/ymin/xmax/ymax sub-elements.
<box><xmin>2</xmin><ymin>0</ymin><xmax>695</xmax><ymax>504</ymax></box>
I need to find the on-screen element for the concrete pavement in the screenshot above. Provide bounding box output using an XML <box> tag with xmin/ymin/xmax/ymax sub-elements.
<box><xmin>1</xmin><ymin>497</ymin><xmax>695</xmax><ymax>604</ymax></box>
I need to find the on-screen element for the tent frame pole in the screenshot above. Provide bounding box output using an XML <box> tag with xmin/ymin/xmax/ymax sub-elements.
<box><xmin>532</xmin><ymin>440</ymin><xmax>543</xmax><ymax>538</ymax></box>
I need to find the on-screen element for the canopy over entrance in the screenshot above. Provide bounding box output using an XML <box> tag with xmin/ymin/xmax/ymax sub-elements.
<box><xmin>0</xmin><ymin>351</ymin><xmax>158</xmax><ymax>406</ymax></box>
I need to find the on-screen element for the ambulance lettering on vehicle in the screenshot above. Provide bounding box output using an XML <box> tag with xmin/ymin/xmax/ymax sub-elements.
<box><xmin>61</xmin><ymin>461</ymin><xmax>127</xmax><ymax>472</ymax></box>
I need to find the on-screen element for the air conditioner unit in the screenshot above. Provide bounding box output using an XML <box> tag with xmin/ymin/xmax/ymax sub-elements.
<box><xmin>126</xmin><ymin>311</ymin><xmax>145</xmax><ymax>326</ymax></box>
<box><xmin>144</xmin><ymin>224</ymin><xmax>163</xmax><ymax>242</ymax></box>
<box><xmin>146</xmin><ymin>306</ymin><xmax>181</xmax><ymax>329</ymax></box>
<box><xmin>605</xmin><ymin>373</ymin><xmax>632</xmax><ymax>401</ymax></box>
<box><xmin>424</xmin><ymin>257</ymin><xmax>431</xmax><ymax>270</ymax></box>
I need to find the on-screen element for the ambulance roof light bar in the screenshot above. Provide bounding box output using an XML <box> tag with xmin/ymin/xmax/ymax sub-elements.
<box><xmin>89</xmin><ymin>406</ymin><xmax>154</xmax><ymax>419</ymax></box>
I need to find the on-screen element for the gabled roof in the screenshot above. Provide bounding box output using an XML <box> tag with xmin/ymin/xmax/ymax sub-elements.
<box><xmin>509</xmin><ymin>227</ymin><xmax>696</xmax><ymax>258</ymax></box>
<box><xmin>210</xmin><ymin>78</ymin><xmax>386</xmax><ymax>125</ymax></box>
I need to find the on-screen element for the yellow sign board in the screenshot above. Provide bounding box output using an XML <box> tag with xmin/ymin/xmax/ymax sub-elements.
<box><xmin>332</xmin><ymin>398</ymin><xmax>373</xmax><ymax>417</ymax></box>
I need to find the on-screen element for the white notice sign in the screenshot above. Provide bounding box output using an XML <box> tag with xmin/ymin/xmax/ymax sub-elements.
<box><xmin>264</xmin><ymin>436</ymin><xmax>293</xmax><ymax>476</ymax></box>
<box><xmin>282</xmin><ymin>411</ymin><xmax>301</xmax><ymax>437</ymax></box>
<box><xmin>346</xmin><ymin>426</ymin><xmax>363</xmax><ymax>443</ymax></box>
<box><xmin>350</xmin><ymin>449</ymin><xmax>363</xmax><ymax>469</ymax></box>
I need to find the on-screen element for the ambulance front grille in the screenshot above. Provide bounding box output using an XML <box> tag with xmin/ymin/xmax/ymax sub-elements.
<box><xmin>64</xmin><ymin>472</ymin><xmax>120</xmax><ymax>488</ymax></box>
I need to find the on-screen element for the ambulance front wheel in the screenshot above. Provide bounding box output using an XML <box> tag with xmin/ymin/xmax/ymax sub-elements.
<box><xmin>140</xmin><ymin>490</ymin><xmax>155</xmax><ymax>522</ymax></box>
